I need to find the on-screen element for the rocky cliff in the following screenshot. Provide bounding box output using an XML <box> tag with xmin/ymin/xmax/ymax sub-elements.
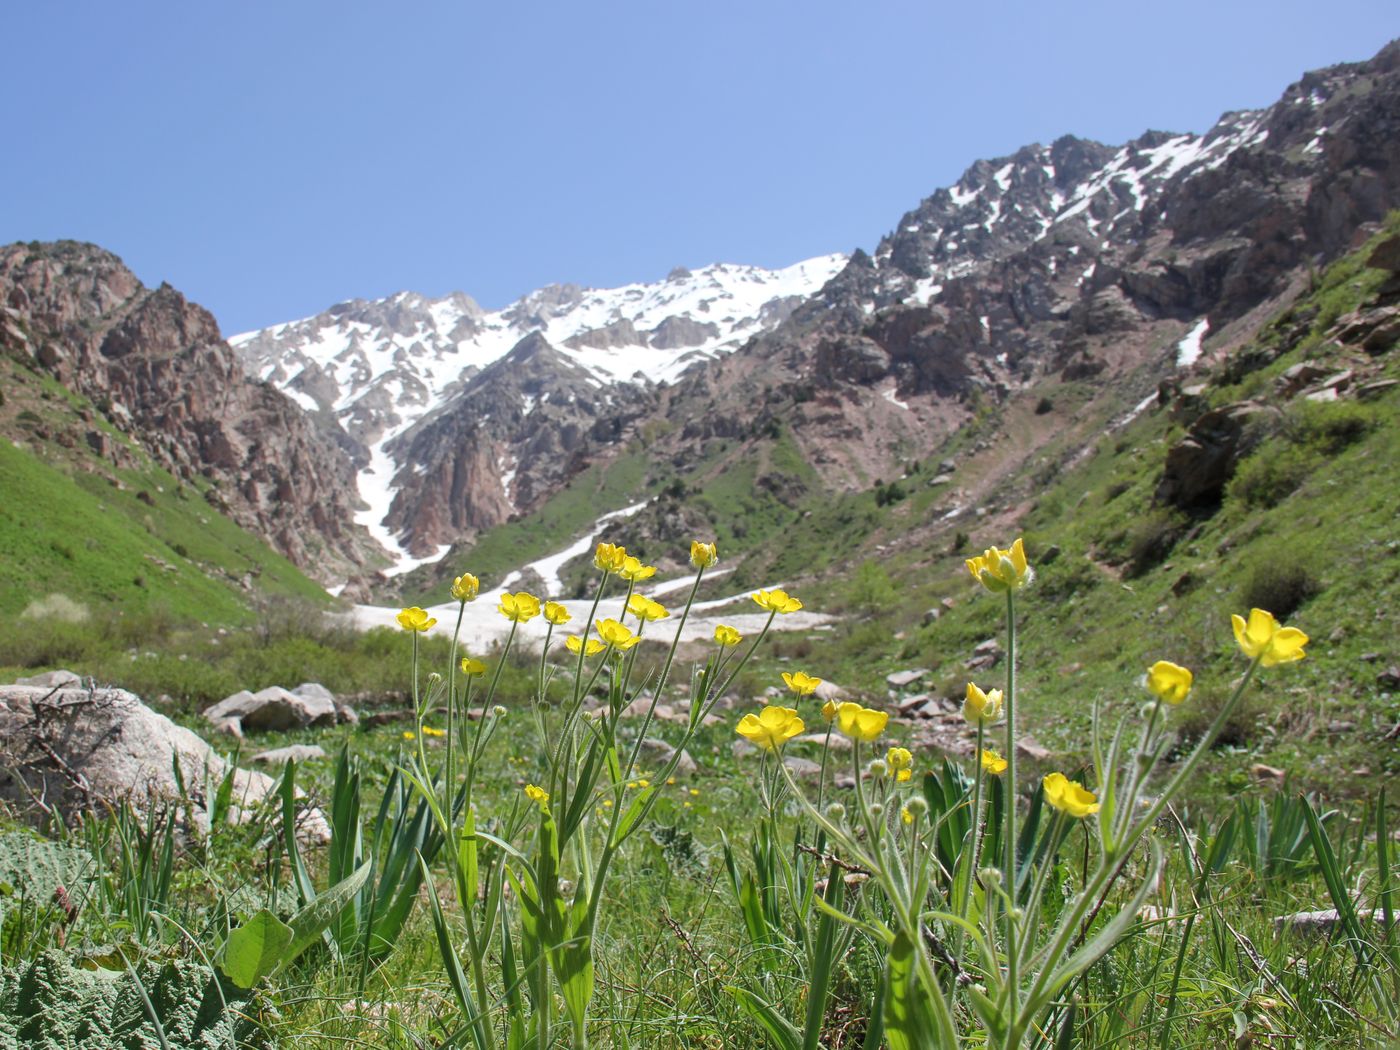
<box><xmin>0</xmin><ymin>242</ymin><xmax>381</xmax><ymax>582</ymax></box>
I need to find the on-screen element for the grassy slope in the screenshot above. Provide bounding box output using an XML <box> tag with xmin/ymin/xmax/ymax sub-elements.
<box><xmin>0</xmin><ymin>356</ymin><xmax>330</xmax><ymax>624</ymax></box>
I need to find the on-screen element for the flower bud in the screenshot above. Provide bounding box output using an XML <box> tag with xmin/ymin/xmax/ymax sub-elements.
<box><xmin>867</xmin><ymin>759</ymin><xmax>888</xmax><ymax>778</ymax></box>
<box><xmin>825</xmin><ymin>802</ymin><xmax>846</xmax><ymax>820</ymax></box>
<box><xmin>905</xmin><ymin>796</ymin><xmax>929</xmax><ymax>817</ymax></box>
<box><xmin>978</xmin><ymin>868</ymin><xmax>1002</xmax><ymax>890</ymax></box>
<box><xmin>867</xmin><ymin>802</ymin><xmax>884</xmax><ymax>820</ymax></box>
<box><xmin>493</xmin><ymin>705</ymin><xmax>507</xmax><ymax>718</ymax></box>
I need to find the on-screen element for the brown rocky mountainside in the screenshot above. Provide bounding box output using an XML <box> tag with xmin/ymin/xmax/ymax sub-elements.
<box><xmin>647</xmin><ymin>41</ymin><xmax>1400</xmax><ymax>494</ymax></box>
<box><xmin>0</xmin><ymin>242</ymin><xmax>381</xmax><ymax>582</ymax></box>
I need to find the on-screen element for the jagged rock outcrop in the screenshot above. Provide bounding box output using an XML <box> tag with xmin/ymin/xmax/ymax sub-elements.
<box><xmin>0</xmin><ymin>242</ymin><xmax>380</xmax><ymax>581</ymax></box>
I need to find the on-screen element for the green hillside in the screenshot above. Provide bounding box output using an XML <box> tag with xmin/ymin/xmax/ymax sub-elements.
<box><xmin>0</xmin><ymin>357</ymin><xmax>331</xmax><ymax>625</ymax></box>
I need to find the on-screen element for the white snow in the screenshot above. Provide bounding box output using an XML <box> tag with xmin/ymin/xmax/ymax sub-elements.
<box><xmin>993</xmin><ymin>162</ymin><xmax>1015</xmax><ymax>191</ymax></box>
<box><xmin>1176</xmin><ymin>318</ymin><xmax>1209</xmax><ymax>368</ymax></box>
<box><xmin>234</xmin><ymin>252</ymin><xmax>848</xmax><ymax>569</ymax></box>
<box><xmin>517</xmin><ymin>500</ymin><xmax>649</xmax><ymax>597</ymax></box>
<box><xmin>882</xmin><ymin>386</ymin><xmax>909</xmax><ymax>411</ymax></box>
<box><xmin>949</xmin><ymin>183</ymin><xmax>980</xmax><ymax>208</ymax></box>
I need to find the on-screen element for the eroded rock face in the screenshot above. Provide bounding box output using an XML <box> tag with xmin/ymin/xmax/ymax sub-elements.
<box><xmin>0</xmin><ymin>684</ymin><xmax>328</xmax><ymax>841</ymax></box>
<box><xmin>1156</xmin><ymin>401</ymin><xmax>1282</xmax><ymax>509</ymax></box>
<box><xmin>0</xmin><ymin>241</ymin><xmax>379</xmax><ymax>583</ymax></box>
<box><xmin>203</xmin><ymin>685</ymin><xmax>337</xmax><ymax>733</ymax></box>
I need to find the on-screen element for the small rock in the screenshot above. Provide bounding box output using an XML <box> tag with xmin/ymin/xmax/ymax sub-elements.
<box><xmin>1377</xmin><ymin>666</ymin><xmax>1400</xmax><ymax>689</ymax></box>
<box><xmin>897</xmin><ymin>693</ymin><xmax>933</xmax><ymax>716</ymax></box>
<box><xmin>1360</xmin><ymin>652</ymin><xmax>1381</xmax><ymax>663</ymax></box>
<box><xmin>886</xmin><ymin>669</ymin><xmax>930</xmax><ymax>689</ymax></box>
<box><xmin>732</xmin><ymin>739</ymin><xmax>756</xmax><ymax>758</ymax></box>
<box><xmin>252</xmin><ymin>744</ymin><xmax>328</xmax><ymax>766</ymax></box>
<box><xmin>1250</xmin><ymin>763</ymin><xmax>1287</xmax><ymax>787</ymax></box>
<box><xmin>813</xmin><ymin>681</ymin><xmax>847</xmax><ymax>702</ymax></box>
<box><xmin>793</xmin><ymin>732</ymin><xmax>851</xmax><ymax>751</ymax></box>
<box><xmin>1327</xmin><ymin>626</ymin><xmax>1346</xmax><ymax>643</ymax></box>
<box><xmin>922</xmin><ymin>608</ymin><xmax>942</xmax><ymax>626</ymax></box>
<box><xmin>972</xmin><ymin>638</ymin><xmax>1000</xmax><ymax>656</ymax></box>
<box><xmin>362</xmin><ymin>709</ymin><xmax>414</xmax><ymax>728</ymax></box>
<box><xmin>783</xmin><ymin>756</ymin><xmax>823</xmax><ymax>779</ymax></box>
<box><xmin>1273</xmin><ymin>908</ymin><xmax>1376</xmax><ymax>936</ymax></box>
<box><xmin>1015</xmin><ymin>737</ymin><xmax>1052</xmax><ymax>761</ymax></box>
<box><xmin>638</xmin><ymin>737</ymin><xmax>698</xmax><ymax>776</ymax></box>
<box><xmin>335</xmin><ymin>703</ymin><xmax>360</xmax><ymax>725</ymax></box>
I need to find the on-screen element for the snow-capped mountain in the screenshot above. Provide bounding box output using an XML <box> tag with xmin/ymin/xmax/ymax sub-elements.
<box><xmin>231</xmin><ymin>255</ymin><xmax>847</xmax><ymax>570</ymax></box>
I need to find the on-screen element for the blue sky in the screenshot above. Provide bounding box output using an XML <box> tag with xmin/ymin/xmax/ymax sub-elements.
<box><xmin>4</xmin><ymin>2</ymin><xmax>1395</xmax><ymax>334</ymax></box>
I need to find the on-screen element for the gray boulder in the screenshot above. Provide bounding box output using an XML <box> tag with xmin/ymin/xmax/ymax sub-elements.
<box><xmin>252</xmin><ymin>744</ymin><xmax>329</xmax><ymax>766</ymax></box>
<box><xmin>13</xmin><ymin>669</ymin><xmax>82</xmax><ymax>688</ymax></box>
<box><xmin>203</xmin><ymin>685</ymin><xmax>337</xmax><ymax>733</ymax></box>
<box><xmin>0</xmin><ymin>685</ymin><xmax>328</xmax><ymax>841</ymax></box>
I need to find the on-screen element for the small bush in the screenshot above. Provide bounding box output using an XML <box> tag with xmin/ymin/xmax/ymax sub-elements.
<box><xmin>1241</xmin><ymin>560</ymin><xmax>1321</xmax><ymax>621</ymax></box>
<box><xmin>1227</xmin><ymin>444</ymin><xmax>1316</xmax><ymax>509</ymax></box>
<box><xmin>1124</xmin><ymin>508</ymin><xmax>1188</xmax><ymax>578</ymax></box>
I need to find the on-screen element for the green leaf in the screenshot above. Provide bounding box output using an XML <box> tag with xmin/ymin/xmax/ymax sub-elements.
<box><xmin>884</xmin><ymin>929</ymin><xmax>941</xmax><ymax>1050</ymax></box>
<box><xmin>279</xmin><ymin>859</ymin><xmax>372</xmax><ymax>972</ymax></box>
<box><xmin>726</xmin><ymin>987</ymin><xmax>800</xmax><ymax>1050</ymax></box>
<box><xmin>219</xmin><ymin>908</ymin><xmax>293</xmax><ymax>989</ymax></box>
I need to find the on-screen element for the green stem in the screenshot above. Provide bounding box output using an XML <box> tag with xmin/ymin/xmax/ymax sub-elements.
<box><xmin>1002</xmin><ymin>588</ymin><xmax>1019</xmax><ymax>1005</ymax></box>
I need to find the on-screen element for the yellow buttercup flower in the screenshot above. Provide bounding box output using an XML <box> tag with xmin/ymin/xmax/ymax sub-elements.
<box><xmin>565</xmin><ymin>635</ymin><xmax>607</xmax><ymax>656</ymax></box>
<box><xmin>901</xmin><ymin>806</ymin><xmax>914</xmax><ymax>825</ymax></box>
<box><xmin>963</xmin><ymin>682</ymin><xmax>1004</xmax><ymax>725</ymax></box>
<box><xmin>714</xmin><ymin>624</ymin><xmax>743</xmax><ymax>647</ymax></box>
<box><xmin>1145</xmin><ymin>660</ymin><xmax>1193</xmax><ymax>704</ymax></box>
<box><xmin>886</xmin><ymin>746</ymin><xmax>913</xmax><ymax>782</ymax></box>
<box><xmin>981</xmin><ymin>749</ymin><xmax>1008</xmax><ymax>775</ymax></box>
<box><xmin>627</xmin><ymin>594</ymin><xmax>670</xmax><ymax>622</ymax></box>
<box><xmin>753</xmin><ymin>588</ymin><xmax>803</xmax><ymax>614</ymax></box>
<box><xmin>836</xmin><ymin>702</ymin><xmax>888</xmax><ymax>743</ymax></box>
<box><xmin>396</xmin><ymin>607</ymin><xmax>437</xmax><ymax>632</ymax></box>
<box><xmin>736</xmin><ymin>705</ymin><xmax>805</xmax><ymax>752</ymax></box>
<box><xmin>595</xmin><ymin>618</ymin><xmax>641</xmax><ymax>650</ymax></box>
<box><xmin>594</xmin><ymin>542</ymin><xmax>628</xmax><ymax>575</ymax></box>
<box><xmin>450</xmin><ymin>573</ymin><xmax>480</xmax><ymax>602</ymax></box>
<box><xmin>402</xmin><ymin>730</ymin><xmax>416</xmax><ymax>740</ymax></box>
<box><xmin>691</xmin><ymin>541</ymin><xmax>718</xmax><ymax>569</ymax></box>
<box><xmin>619</xmin><ymin>556</ymin><xmax>657</xmax><ymax>582</ymax></box>
<box><xmin>460</xmin><ymin>656</ymin><xmax>488</xmax><ymax>676</ymax></box>
<box><xmin>498</xmin><ymin>591</ymin><xmax>541</xmax><ymax>623</ymax></box>
<box><xmin>782</xmin><ymin>671</ymin><xmax>822</xmax><ymax>696</ymax></box>
<box><xmin>421</xmin><ymin>726</ymin><xmax>446</xmax><ymax>738</ymax></box>
<box><xmin>1231</xmin><ymin>608</ymin><xmax>1308</xmax><ymax>667</ymax></box>
<box><xmin>965</xmin><ymin>537</ymin><xmax>1032</xmax><ymax>593</ymax></box>
<box><xmin>1043</xmin><ymin>772</ymin><xmax>1100</xmax><ymax>818</ymax></box>
<box><xmin>524</xmin><ymin>784</ymin><xmax>550</xmax><ymax>807</ymax></box>
<box><xmin>544</xmin><ymin>601</ymin><xmax>572</xmax><ymax>625</ymax></box>
<box><xmin>822</xmin><ymin>699</ymin><xmax>839</xmax><ymax>723</ymax></box>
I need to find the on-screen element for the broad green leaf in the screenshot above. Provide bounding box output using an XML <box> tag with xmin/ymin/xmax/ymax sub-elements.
<box><xmin>726</xmin><ymin>987</ymin><xmax>800</xmax><ymax>1050</ymax></box>
<box><xmin>219</xmin><ymin>908</ymin><xmax>293</xmax><ymax>989</ymax></box>
<box><xmin>279</xmin><ymin>859</ymin><xmax>372</xmax><ymax>971</ymax></box>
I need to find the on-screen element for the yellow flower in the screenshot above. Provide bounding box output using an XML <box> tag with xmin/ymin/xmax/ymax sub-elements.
<box><xmin>402</xmin><ymin>730</ymin><xmax>416</xmax><ymax>740</ymax></box>
<box><xmin>782</xmin><ymin>671</ymin><xmax>822</xmax><ymax>696</ymax></box>
<box><xmin>498</xmin><ymin>591</ymin><xmax>541</xmax><ymax>623</ymax></box>
<box><xmin>619</xmin><ymin>556</ymin><xmax>657</xmax><ymax>582</ymax></box>
<box><xmin>637</xmin><ymin>778</ymin><xmax>650</xmax><ymax>788</ymax></box>
<box><xmin>981</xmin><ymin>749</ymin><xmax>1008</xmax><ymax>775</ymax></box>
<box><xmin>627</xmin><ymin>594</ymin><xmax>670</xmax><ymax>622</ymax></box>
<box><xmin>901</xmin><ymin>806</ymin><xmax>914</xmax><ymax>825</ymax></box>
<box><xmin>965</xmin><ymin>537</ymin><xmax>1032</xmax><ymax>593</ymax></box>
<box><xmin>689</xmin><ymin>787</ymin><xmax>700</xmax><ymax>797</ymax></box>
<box><xmin>422</xmin><ymin>726</ymin><xmax>446</xmax><ymax>738</ymax></box>
<box><xmin>595</xmin><ymin>618</ymin><xmax>641</xmax><ymax>650</ymax></box>
<box><xmin>753</xmin><ymin>588</ymin><xmax>803</xmax><ymax>614</ymax></box>
<box><xmin>1043</xmin><ymin>772</ymin><xmax>1100</xmax><ymax>818</ymax></box>
<box><xmin>691</xmin><ymin>541</ymin><xmax>718</xmax><ymax>568</ymax></box>
<box><xmin>544</xmin><ymin>601</ymin><xmax>572</xmax><ymax>625</ymax></box>
<box><xmin>450</xmin><ymin>573</ymin><xmax>480</xmax><ymax>602</ymax></box>
<box><xmin>963</xmin><ymin>682</ymin><xmax>1004</xmax><ymax>725</ymax></box>
<box><xmin>396</xmin><ymin>606</ymin><xmax>437</xmax><ymax>632</ymax></box>
<box><xmin>714</xmin><ymin>624</ymin><xmax>743</xmax><ymax>647</ymax></box>
<box><xmin>524</xmin><ymin>784</ymin><xmax>550</xmax><ymax>807</ymax></box>
<box><xmin>836</xmin><ymin>702</ymin><xmax>888</xmax><ymax>743</ymax></box>
<box><xmin>886</xmin><ymin>746</ymin><xmax>913</xmax><ymax>782</ymax></box>
<box><xmin>565</xmin><ymin>635</ymin><xmax>607</xmax><ymax>656</ymax></box>
<box><xmin>736</xmin><ymin>705</ymin><xmax>805</xmax><ymax>752</ymax></box>
<box><xmin>460</xmin><ymin>656</ymin><xmax>488</xmax><ymax>676</ymax></box>
<box><xmin>822</xmin><ymin>698</ymin><xmax>839</xmax><ymax>723</ymax></box>
<box><xmin>602</xmin><ymin>798</ymin><xmax>613</xmax><ymax>808</ymax></box>
<box><xmin>1231</xmin><ymin>608</ymin><xmax>1308</xmax><ymax>667</ymax></box>
<box><xmin>1145</xmin><ymin>660</ymin><xmax>1193</xmax><ymax>704</ymax></box>
<box><xmin>594</xmin><ymin>542</ymin><xmax>628</xmax><ymax>574</ymax></box>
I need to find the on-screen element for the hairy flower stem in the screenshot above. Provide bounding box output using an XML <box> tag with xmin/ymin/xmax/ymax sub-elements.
<box><xmin>1002</xmin><ymin>588</ymin><xmax>1019</xmax><ymax>1005</ymax></box>
<box><xmin>959</xmin><ymin>722</ymin><xmax>988</xmax><ymax>927</ymax></box>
